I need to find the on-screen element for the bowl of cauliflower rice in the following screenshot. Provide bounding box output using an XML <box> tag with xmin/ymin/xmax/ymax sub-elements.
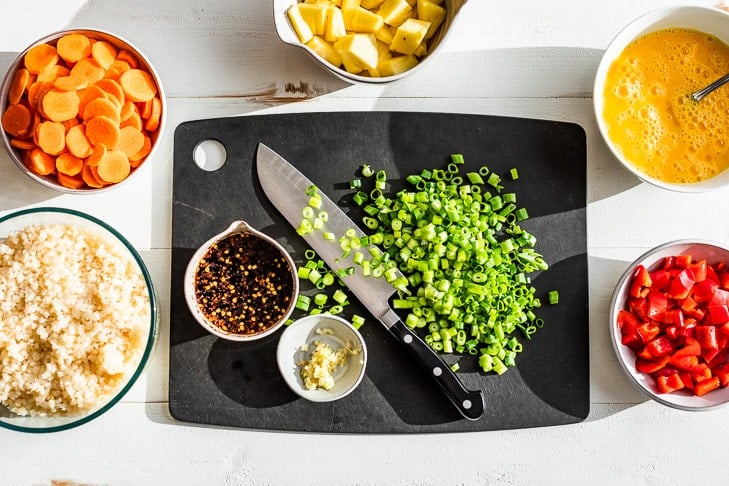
<box><xmin>0</xmin><ymin>207</ymin><xmax>157</xmax><ymax>432</ymax></box>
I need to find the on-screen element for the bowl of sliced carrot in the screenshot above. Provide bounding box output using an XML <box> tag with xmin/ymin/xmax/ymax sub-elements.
<box><xmin>0</xmin><ymin>29</ymin><xmax>165</xmax><ymax>192</ymax></box>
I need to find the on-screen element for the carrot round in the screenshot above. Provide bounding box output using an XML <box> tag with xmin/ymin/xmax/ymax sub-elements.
<box><xmin>57</xmin><ymin>171</ymin><xmax>86</xmax><ymax>189</ymax></box>
<box><xmin>86</xmin><ymin>143</ymin><xmax>106</xmax><ymax>167</ymax></box>
<box><xmin>57</xmin><ymin>33</ymin><xmax>91</xmax><ymax>63</ymax></box>
<box><xmin>129</xmin><ymin>135</ymin><xmax>152</xmax><ymax>166</ymax></box>
<box><xmin>24</xmin><ymin>43</ymin><xmax>58</xmax><ymax>74</ymax></box>
<box><xmin>91</xmin><ymin>40</ymin><xmax>117</xmax><ymax>70</ymax></box>
<box><xmin>1</xmin><ymin>104</ymin><xmax>32</xmax><ymax>137</ymax></box>
<box><xmin>65</xmin><ymin>124</ymin><xmax>94</xmax><ymax>158</ymax></box>
<box><xmin>85</xmin><ymin>115</ymin><xmax>120</xmax><ymax>149</ymax></box>
<box><xmin>70</xmin><ymin>58</ymin><xmax>105</xmax><ymax>86</ymax></box>
<box><xmin>96</xmin><ymin>149</ymin><xmax>130</xmax><ymax>183</ymax></box>
<box><xmin>116</xmin><ymin>50</ymin><xmax>139</xmax><ymax>69</ymax></box>
<box><xmin>77</xmin><ymin>85</ymin><xmax>107</xmax><ymax>117</ymax></box>
<box><xmin>82</xmin><ymin>97</ymin><xmax>121</xmax><ymax>124</ymax></box>
<box><xmin>36</xmin><ymin>64</ymin><xmax>69</xmax><ymax>83</ymax></box>
<box><xmin>104</xmin><ymin>60</ymin><xmax>130</xmax><ymax>80</ymax></box>
<box><xmin>27</xmin><ymin>147</ymin><xmax>56</xmax><ymax>175</ymax></box>
<box><xmin>27</xmin><ymin>81</ymin><xmax>53</xmax><ymax>112</ymax></box>
<box><xmin>118</xmin><ymin>126</ymin><xmax>145</xmax><ymax>157</ymax></box>
<box><xmin>81</xmin><ymin>162</ymin><xmax>105</xmax><ymax>188</ymax></box>
<box><xmin>120</xmin><ymin>111</ymin><xmax>142</xmax><ymax>131</ymax></box>
<box><xmin>94</xmin><ymin>79</ymin><xmax>125</xmax><ymax>107</ymax></box>
<box><xmin>10</xmin><ymin>137</ymin><xmax>35</xmax><ymax>150</ymax></box>
<box><xmin>55</xmin><ymin>152</ymin><xmax>84</xmax><ymax>176</ymax></box>
<box><xmin>143</xmin><ymin>96</ymin><xmax>162</xmax><ymax>132</ymax></box>
<box><xmin>36</xmin><ymin>121</ymin><xmax>66</xmax><ymax>155</ymax></box>
<box><xmin>53</xmin><ymin>75</ymin><xmax>88</xmax><ymax>92</ymax></box>
<box><xmin>120</xmin><ymin>100</ymin><xmax>136</xmax><ymax>122</ymax></box>
<box><xmin>8</xmin><ymin>68</ymin><xmax>30</xmax><ymax>105</ymax></box>
<box><xmin>119</xmin><ymin>69</ymin><xmax>157</xmax><ymax>102</ymax></box>
<box><xmin>41</xmin><ymin>89</ymin><xmax>80</xmax><ymax>122</ymax></box>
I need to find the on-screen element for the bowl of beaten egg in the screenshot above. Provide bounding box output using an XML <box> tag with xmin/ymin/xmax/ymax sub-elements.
<box><xmin>594</xmin><ymin>5</ymin><xmax>729</xmax><ymax>192</ymax></box>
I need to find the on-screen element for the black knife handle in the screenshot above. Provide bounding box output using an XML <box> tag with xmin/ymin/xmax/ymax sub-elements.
<box><xmin>390</xmin><ymin>319</ymin><xmax>485</xmax><ymax>421</ymax></box>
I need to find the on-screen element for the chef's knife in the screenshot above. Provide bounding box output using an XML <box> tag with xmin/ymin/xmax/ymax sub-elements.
<box><xmin>256</xmin><ymin>143</ymin><xmax>485</xmax><ymax>421</ymax></box>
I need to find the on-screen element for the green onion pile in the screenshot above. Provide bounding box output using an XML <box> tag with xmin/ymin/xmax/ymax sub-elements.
<box><xmin>295</xmin><ymin>154</ymin><xmax>556</xmax><ymax>374</ymax></box>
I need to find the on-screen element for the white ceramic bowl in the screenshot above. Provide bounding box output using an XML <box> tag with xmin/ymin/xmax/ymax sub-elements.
<box><xmin>277</xmin><ymin>314</ymin><xmax>367</xmax><ymax>402</ymax></box>
<box><xmin>273</xmin><ymin>0</ymin><xmax>467</xmax><ymax>84</ymax></box>
<box><xmin>609</xmin><ymin>239</ymin><xmax>729</xmax><ymax>411</ymax></box>
<box><xmin>0</xmin><ymin>28</ymin><xmax>166</xmax><ymax>193</ymax></box>
<box><xmin>0</xmin><ymin>207</ymin><xmax>158</xmax><ymax>432</ymax></box>
<box><xmin>184</xmin><ymin>221</ymin><xmax>299</xmax><ymax>342</ymax></box>
<box><xmin>593</xmin><ymin>5</ymin><xmax>729</xmax><ymax>192</ymax></box>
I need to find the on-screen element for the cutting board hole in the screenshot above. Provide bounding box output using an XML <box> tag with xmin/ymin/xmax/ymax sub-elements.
<box><xmin>193</xmin><ymin>139</ymin><xmax>227</xmax><ymax>171</ymax></box>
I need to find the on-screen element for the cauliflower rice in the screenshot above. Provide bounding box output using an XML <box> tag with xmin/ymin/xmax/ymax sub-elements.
<box><xmin>0</xmin><ymin>223</ymin><xmax>150</xmax><ymax>417</ymax></box>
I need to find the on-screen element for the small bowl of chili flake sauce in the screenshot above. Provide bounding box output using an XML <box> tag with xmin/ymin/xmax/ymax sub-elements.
<box><xmin>184</xmin><ymin>221</ymin><xmax>299</xmax><ymax>341</ymax></box>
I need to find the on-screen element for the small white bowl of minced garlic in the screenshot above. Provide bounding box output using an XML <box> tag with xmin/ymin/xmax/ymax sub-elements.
<box><xmin>277</xmin><ymin>313</ymin><xmax>367</xmax><ymax>403</ymax></box>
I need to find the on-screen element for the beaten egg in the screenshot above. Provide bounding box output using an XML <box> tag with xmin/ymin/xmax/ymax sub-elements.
<box><xmin>603</xmin><ymin>28</ymin><xmax>729</xmax><ymax>184</ymax></box>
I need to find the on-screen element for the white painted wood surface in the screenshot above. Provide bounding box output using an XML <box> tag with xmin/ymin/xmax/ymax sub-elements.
<box><xmin>2</xmin><ymin>0</ymin><xmax>729</xmax><ymax>484</ymax></box>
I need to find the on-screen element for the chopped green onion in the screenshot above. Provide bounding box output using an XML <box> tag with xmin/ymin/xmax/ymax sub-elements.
<box><xmin>295</xmin><ymin>295</ymin><xmax>311</xmax><ymax>311</ymax></box>
<box><xmin>361</xmin><ymin>164</ymin><xmax>374</xmax><ymax>177</ymax></box>
<box><xmin>548</xmin><ymin>290</ymin><xmax>559</xmax><ymax>305</ymax></box>
<box><xmin>351</xmin><ymin>314</ymin><xmax>365</xmax><ymax>329</ymax></box>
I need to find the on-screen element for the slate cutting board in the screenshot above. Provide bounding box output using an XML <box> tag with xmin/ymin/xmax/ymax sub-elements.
<box><xmin>169</xmin><ymin>111</ymin><xmax>589</xmax><ymax>433</ymax></box>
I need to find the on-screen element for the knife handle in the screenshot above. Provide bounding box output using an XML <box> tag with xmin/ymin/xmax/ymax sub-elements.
<box><xmin>390</xmin><ymin>319</ymin><xmax>485</xmax><ymax>421</ymax></box>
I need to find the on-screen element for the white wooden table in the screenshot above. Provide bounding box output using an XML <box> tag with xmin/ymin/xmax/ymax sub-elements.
<box><xmin>2</xmin><ymin>1</ymin><xmax>729</xmax><ymax>484</ymax></box>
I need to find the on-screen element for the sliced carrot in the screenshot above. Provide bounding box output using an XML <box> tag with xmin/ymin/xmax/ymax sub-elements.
<box><xmin>120</xmin><ymin>111</ymin><xmax>142</xmax><ymax>131</ymax></box>
<box><xmin>41</xmin><ymin>89</ymin><xmax>80</xmax><ymax>122</ymax></box>
<box><xmin>85</xmin><ymin>143</ymin><xmax>106</xmax><ymax>167</ymax></box>
<box><xmin>27</xmin><ymin>147</ymin><xmax>56</xmax><ymax>175</ymax></box>
<box><xmin>70</xmin><ymin>58</ymin><xmax>105</xmax><ymax>86</ymax></box>
<box><xmin>57</xmin><ymin>171</ymin><xmax>86</xmax><ymax>189</ymax></box>
<box><xmin>104</xmin><ymin>60</ymin><xmax>130</xmax><ymax>80</ymax></box>
<box><xmin>65</xmin><ymin>124</ymin><xmax>94</xmax><ymax>158</ymax></box>
<box><xmin>53</xmin><ymin>75</ymin><xmax>88</xmax><ymax>92</ymax></box>
<box><xmin>8</xmin><ymin>68</ymin><xmax>30</xmax><ymax>105</ymax></box>
<box><xmin>36</xmin><ymin>121</ymin><xmax>66</xmax><ymax>155</ymax></box>
<box><xmin>82</xmin><ymin>97</ymin><xmax>121</xmax><ymax>124</ymax></box>
<box><xmin>120</xmin><ymin>100</ymin><xmax>136</xmax><ymax>122</ymax></box>
<box><xmin>91</xmin><ymin>40</ymin><xmax>117</xmax><ymax>70</ymax></box>
<box><xmin>85</xmin><ymin>115</ymin><xmax>120</xmax><ymax>149</ymax></box>
<box><xmin>94</xmin><ymin>79</ymin><xmax>125</xmax><ymax>106</ymax></box>
<box><xmin>96</xmin><ymin>149</ymin><xmax>130</xmax><ymax>183</ymax></box>
<box><xmin>143</xmin><ymin>96</ymin><xmax>162</xmax><ymax>132</ymax></box>
<box><xmin>129</xmin><ymin>135</ymin><xmax>152</xmax><ymax>166</ymax></box>
<box><xmin>55</xmin><ymin>152</ymin><xmax>84</xmax><ymax>176</ymax></box>
<box><xmin>27</xmin><ymin>81</ymin><xmax>54</xmax><ymax>112</ymax></box>
<box><xmin>56</xmin><ymin>33</ymin><xmax>91</xmax><ymax>63</ymax></box>
<box><xmin>36</xmin><ymin>64</ymin><xmax>69</xmax><ymax>83</ymax></box>
<box><xmin>77</xmin><ymin>85</ymin><xmax>107</xmax><ymax>117</ymax></box>
<box><xmin>81</xmin><ymin>162</ymin><xmax>105</xmax><ymax>188</ymax></box>
<box><xmin>1</xmin><ymin>104</ymin><xmax>32</xmax><ymax>137</ymax></box>
<box><xmin>24</xmin><ymin>43</ymin><xmax>58</xmax><ymax>74</ymax></box>
<box><xmin>119</xmin><ymin>69</ymin><xmax>157</xmax><ymax>102</ymax></box>
<box><xmin>10</xmin><ymin>137</ymin><xmax>35</xmax><ymax>150</ymax></box>
<box><xmin>117</xmin><ymin>126</ymin><xmax>145</xmax><ymax>158</ymax></box>
<box><xmin>116</xmin><ymin>49</ymin><xmax>139</xmax><ymax>69</ymax></box>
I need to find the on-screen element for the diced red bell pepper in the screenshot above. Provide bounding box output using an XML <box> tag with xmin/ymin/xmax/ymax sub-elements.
<box><xmin>692</xmin><ymin>279</ymin><xmax>719</xmax><ymax>303</ymax></box>
<box><xmin>617</xmin><ymin>309</ymin><xmax>638</xmax><ymax>334</ymax></box>
<box><xmin>629</xmin><ymin>297</ymin><xmax>648</xmax><ymax>321</ymax></box>
<box><xmin>668</xmin><ymin>354</ymin><xmax>701</xmax><ymax>371</ymax></box>
<box><xmin>692</xmin><ymin>365</ymin><xmax>713</xmax><ymax>383</ymax></box>
<box><xmin>695</xmin><ymin>376</ymin><xmax>721</xmax><ymax>396</ymax></box>
<box><xmin>635</xmin><ymin>356</ymin><xmax>669</xmax><ymax>374</ymax></box>
<box><xmin>710</xmin><ymin>288</ymin><xmax>729</xmax><ymax>307</ymax></box>
<box><xmin>647</xmin><ymin>290</ymin><xmax>668</xmax><ymax>321</ymax></box>
<box><xmin>675</xmin><ymin>254</ymin><xmax>693</xmax><ymax>268</ymax></box>
<box><xmin>630</xmin><ymin>265</ymin><xmax>652</xmax><ymax>298</ymax></box>
<box><xmin>651</xmin><ymin>269</ymin><xmax>672</xmax><ymax>292</ymax></box>
<box><xmin>672</xmin><ymin>337</ymin><xmax>701</xmax><ymax>358</ymax></box>
<box><xmin>688</xmin><ymin>260</ymin><xmax>708</xmax><ymax>283</ymax></box>
<box><xmin>714</xmin><ymin>362</ymin><xmax>729</xmax><ymax>387</ymax></box>
<box><xmin>707</xmin><ymin>264</ymin><xmax>720</xmax><ymax>284</ymax></box>
<box><xmin>696</xmin><ymin>326</ymin><xmax>719</xmax><ymax>351</ymax></box>
<box><xmin>707</xmin><ymin>350</ymin><xmax>727</xmax><ymax>369</ymax></box>
<box><xmin>662</xmin><ymin>256</ymin><xmax>676</xmax><ymax>270</ymax></box>
<box><xmin>636</xmin><ymin>321</ymin><xmax>660</xmax><ymax>344</ymax></box>
<box><xmin>645</xmin><ymin>335</ymin><xmax>674</xmax><ymax>358</ymax></box>
<box><xmin>708</xmin><ymin>304</ymin><xmax>729</xmax><ymax>326</ymax></box>
<box><xmin>657</xmin><ymin>373</ymin><xmax>685</xmax><ymax>394</ymax></box>
<box><xmin>663</xmin><ymin>309</ymin><xmax>684</xmax><ymax>327</ymax></box>
<box><xmin>719</xmin><ymin>271</ymin><xmax>729</xmax><ymax>290</ymax></box>
<box><xmin>668</xmin><ymin>267</ymin><xmax>695</xmax><ymax>300</ymax></box>
<box><xmin>665</xmin><ymin>326</ymin><xmax>679</xmax><ymax>341</ymax></box>
<box><xmin>718</xmin><ymin>322</ymin><xmax>729</xmax><ymax>349</ymax></box>
<box><xmin>679</xmin><ymin>371</ymin><xmax>694</xmax><ymax>390</ymax></box>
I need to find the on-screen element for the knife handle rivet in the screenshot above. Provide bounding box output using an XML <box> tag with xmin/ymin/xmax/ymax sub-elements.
<box><xmin>463</xmin><ymin>400</ymin><xmax>472</xmax><ymax>410</ymax></box>
<box><xmin>403</xmin><ymin>334</ymin><xmax>413</xmax><ymax>344</ymax></box>
<box><xmin>433</xmin><ymin>367</ymin><xmax>442</xmax><ymax>377</ymax></box>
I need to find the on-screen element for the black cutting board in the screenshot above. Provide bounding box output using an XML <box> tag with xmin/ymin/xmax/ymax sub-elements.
<box><xmin>169</xmin><ymin>111</ymin><xmax>589</xmax><ymax>433</ymax></box>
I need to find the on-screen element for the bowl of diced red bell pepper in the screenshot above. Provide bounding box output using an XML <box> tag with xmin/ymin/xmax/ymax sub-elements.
<box><xmin>610</xmin><ymin>239</ymin><xmax>729</xmax><ymax>410</ymax></box>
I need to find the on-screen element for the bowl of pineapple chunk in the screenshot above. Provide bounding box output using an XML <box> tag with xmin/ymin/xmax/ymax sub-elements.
<box><xmin>274</xmin><ymin>0</ymin><xmax>465</xmax><ymax>83</ymax></box>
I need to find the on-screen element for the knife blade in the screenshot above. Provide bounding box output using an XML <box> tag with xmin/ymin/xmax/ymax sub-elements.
<box><xmin>256</xmin><ymin>143</ymin><xmax>484</xmax><ymax>421</ymax></box>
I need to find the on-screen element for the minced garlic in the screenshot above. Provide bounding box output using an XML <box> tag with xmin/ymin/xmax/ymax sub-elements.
<box><xmin>298</xmin><ymin>329</ymin><xmax>360</xmax><ymax>391</ymax></box>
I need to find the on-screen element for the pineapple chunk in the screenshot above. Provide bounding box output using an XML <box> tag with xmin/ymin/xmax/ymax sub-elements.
<box><xmin>378</xmin><ymin>54</ymin><xmax>418</xmax><ymax>76</ymax></box>
<box><xmin>377</xmin><ymin>0</ymin><xmax>412</xmax><ymax>27</ymax></box>
<box><xmin>299</xmin><ymin>3</ymin><xmax>329</xmax><ymax>35</ymax></box>
<box><xmin>374</xmin><ymin>24</ymin><xmax>394</xmax><ymax>44</ymax></box>
<box><xmin>390</xmin><ymin>18</ymin><xmax>430</xmax><ymax>55</ymax></box>
<box><xmin>334</xmin><ymin>33</ymin><xmax>379</xmax><ymax>70</ymax></box>
<box><xmin>287</xmin><ymin>4</ymin><xmax>314</xmax><ymax>44</ymax></box>
<box><xmin>341</xmin><ymin>0</ymin><xmax>361</xmax><ymax>29</ymax></box>
<box><xmin>361</xmin><ymin>0</ymin><xmax>386</xmax><ymax>7</ymax></box>
<box><xmin>413</xmin><ymin>39</ymin><xmax>427</xmax><ymax>57</ymax></box>
<box><xmin>325</xmin><ymin>5</ymin><xmax>348</xmax><ymax>42</ymax></box>
<box><xmin>351</xmin><ymin>7</ymin><xmax>384</xmax><ymax>33</ymax></box>
<box><xmin>417</xmin><ymin>0</ymin><xmax>446</xmax><ymax>39</ymax></box>
<box><xmin>307</xmin><ymin>36</ymin><xmax>343</xmax><ymax>67</ymax></box>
